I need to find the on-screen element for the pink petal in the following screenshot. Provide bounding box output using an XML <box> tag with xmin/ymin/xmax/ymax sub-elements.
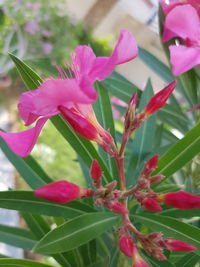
<box><xmin>0</xmin><ymin>117</ymin><xmax>48</xmax><ymax>157</ymax></box>
<box><xmin>89</xmin><ymin>30</ymin><xmax>138</xmax><ymax>81</ymax></box>
<box><xmin>111</xmin><ymin>29</ymin><xmax>138</xmax><ymax>65</ymax></box>
<box><xmin>162</xmin><ymin>27</ymin><xmax>178</xmax><ymax>42</ymax></box>
<box><xmin>164</xmin><ymin>5</ymin><xmax>200</xmax><ymax>41</ymax></box>
<box><xmin>73</xmin><ymin>46</ymin><xmax>96</xmax><ymax>75</ymax></box>
<box><xmin>18</xmin><ymin>78</ymin><xmax>97</xmax><ymax>125</ymax></box>
<box><xmin>169</xmin><ymin>45</ymin><xmax>200</xmax><ymax>75</ymax></box>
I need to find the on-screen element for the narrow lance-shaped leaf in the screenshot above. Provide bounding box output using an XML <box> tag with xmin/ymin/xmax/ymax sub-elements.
<box><xmin>0</xmin><ymin>191</ymin><xmax>94</xmax><ymax>219</ymax></box>
<box><xmin>153</xmin><ymin>122</ymin><xmax>200</xmax><ymax>182</ymax></box>
<box><xmin>0</xmin><ymin>258</ymin><xmax>53</xmax><ymax>267</ymax></box>
<box><xmin>33</xmin><ymin>212</ymin><xmax>118</xmax><ymax>254</ymax></box>
<box><xmin>94</xmin><ymin>81</ymin><xmax>118</xmax><ymax>180</ymax></box>
<box><xmin>0</xmin><ymin>139</ymin><xmax>52</xmax><ymax>189</ymax></box>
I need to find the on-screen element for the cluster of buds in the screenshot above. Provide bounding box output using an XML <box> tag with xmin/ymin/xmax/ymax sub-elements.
<box><xmin>33</xmin><ymin>80</ymin><xmax>200</xmax><ymax>266</ymax></box>
<box><xmin>122</xmin><ymin>81</ymin><xmax>177</xmax><ymax>142</ymax></box>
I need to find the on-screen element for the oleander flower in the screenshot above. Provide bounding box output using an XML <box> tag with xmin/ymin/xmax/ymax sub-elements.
<box><xmin>161</xmin><ymin>4</ymin><xmax>200</xmax><ymax>75</ymax></box>
<box><xmin>159</xmin><ymin>0</ymin><xmax>200</xmax><ymax>16</ymax></box>
<box><xmin>0</xmin><ymin>30</ymin><xmax>138</xmax><ymax>157</ymax></box>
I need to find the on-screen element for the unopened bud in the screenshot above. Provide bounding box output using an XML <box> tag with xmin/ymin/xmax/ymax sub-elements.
<box><xmin>59</xmin><ymin>106</ymin><xmax>100</xmax><ymax>141</ymax></box>
<box><xmin>106</xmin><ymin>201</ymin><xmax>128</xmax><ymax>214</ymax></box>
<box><xmin>132</xmin><ymin>247</ymin><xmax>149</xmax><ymax>267</ymax></box>
<box><xmin>144</xmin><ymin>81</ymin><xmax>176</xmax><ymax>116</ymax></box>
<box><xmin>125</xmin><ymin>92</ymin><xmax>138</xmax><ymax>130</ymax></box>
<box><xmin>106</xmin><ymin>180</ymin><xmax>117</xmax><ymax>192</ymax></box>
<box><xmin>90</xmin><ymin>159</ymin><xmax>102</xmax><ymax>188</ymax></box>
<box><xmin>160</xmin><ymin>191</ymin><xmax>200</xmax><ymax>209</ymax></box>
<box><xmin>34</xmin><ymin>180</ymin><xmax>80</xmax><ymax>204</ymax></box>
<box><xmin>165</xmin><ymin>238</ymin><xmax>197</xmax><ymax>252</ymax></box>
<box><xmin>142</xmin><ymin>155</ymin><xmax>159</xmax><ymax>178</ymax></box>
<box><xmin>150</xmin><ymin>175</ymin><xmax>165</xmax><ymax>185</ymax></box>
<box><xmin>142</xmin><ymin>198</ymin><xmax>162</xmax><ymax>212</ymax></box>
<box><xmin>119</xmin><ymin>236</ymin><xmax>135</xmax><ymax>258</ymax></box>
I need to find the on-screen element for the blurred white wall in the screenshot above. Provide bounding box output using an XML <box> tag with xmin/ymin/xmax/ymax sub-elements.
<box><xmin>65</xmin><ymin>0</ymin><xmax>169</xmax><ymax>90</ymax></box>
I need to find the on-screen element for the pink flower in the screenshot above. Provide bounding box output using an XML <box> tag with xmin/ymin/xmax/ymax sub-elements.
<box><xmin>165</xmin><ymin>238</ymin><xmax>197</xmax><ymax>251</ymax></box>
<box><xmin>119</xmin><ymin>236</ymin><xmax>134</xmax><ymax>257</ymax></box>
<box><xmin>24</xmin><ymin>20</ymin><xmax>39</xmax><ymax>34</ymax></box>
<box><xmin>0</xmin><ymin>30</ymin><xmax>138</xmax><ymax>157</ymax></box>
<box><xmin>144</xmin><ymin>81</ymin><xmax>176</xmax><ymax>116</ymax></box>
<box><xmin>42</xmin><ymin>42</ymin><xmax>53</xmax><ymax>55</ymax></box>
<box><xmin>42</xmin><ymin>30</ymin><xmax>52</xmax><ymax>38</ymax></box>
<box><xmin>142</xmin><ymin>198</ymin><xmax>162</xmax><ymax>212</ymax></box>
<box><xmin>34</xmin><ymin>180</ymin><xmax>81</xmax><ymax>203</ymax></box>
<box><xmin>162</xmin><ymin>4</ymin><xmax>200</xmax><ymax>75</ymax></box>
<box><xmin>162</xmin><ymin>191</ymin><xmax>200</xmax><ymax>209</ymax></box>
<box><xmin>159</xmin><ymin>0</ymin><xmax>200</xmax><ymax>16</ymax></box>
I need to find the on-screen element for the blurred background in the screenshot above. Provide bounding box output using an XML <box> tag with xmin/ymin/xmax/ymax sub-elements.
<box><xmin>0</xmin><ymin>0</ymin><xmax>173</xmax><ymax>261</ymax></box>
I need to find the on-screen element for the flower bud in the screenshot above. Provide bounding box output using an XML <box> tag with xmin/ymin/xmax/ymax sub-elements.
<box><xmin>165</xmin><ymin>238</ymin><xmax>197</xmax><ymax>252</ymax></box>
<box><xmin>142</xmin><ymin>154</ymin><xmax>159</xmax><ymax>178</ymax></box>
<box><xmin>59</xmin><ymin>106</ymin><xmax>99</xmax><ymax>141</ymax></box>
<box><xmin>144</xmin><ymin>81</ymin><xmax>176</xmax><ymax>116</ymax></box>
<box><xmin>90</xmin><ymin>159</ymin><xmax>102</xmax><ymax>188</ymax></box>
<box><xmin>124</xmin><ymin>92</ymin><xmax>138</xmax><ymax>130</ymax></box>
<box><xmin>132</xmin><ymin>247</ymin><xmax>149</xmax><ymax>267</ymax></box>
<box><xmin>119</xmin><ymin>236</ymin><xmax>134</xmax><ymax>257</ymax></box>
<box><xmin>34</xmin><ymin>180</ymin><xmax>80</xmax><ymax>203</ymax></box>
<box><xmin>142</xmin><ymin>198</ymin><xmax>162</xmax><ymax>212</ymax></box>
<box><xmin>161</xmin><ymin>191</ymin><xmax>200</xmax><ymax>209</ymax></box>
<box><xmin>150</xmin><ymin>175</ymin><xmax>165</xmax><ymax>185</ymax></box>
<box><xmin>107</xmin><ymin>201</ymin><xmax>128</xmax><ymax>214</ymax></box>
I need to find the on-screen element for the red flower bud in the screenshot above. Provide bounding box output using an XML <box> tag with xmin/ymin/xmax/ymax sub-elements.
<box><xmin>150</xmin><ymin>175</ymin><xmax>165</xmax><ymax>185</ymax></box>
<box><xmin>59</xmin><ymin>106</ymin><xmax>99</xmax><ymax>141</ymax></box>
<box><xmin>132</xmin><ymin>247</ymin><xmax>149</xmax><ymax>267</ymax></box>
<box><xmin>119</xmin><ymin>236</ymin><xmax>134</xmax><ymax>257</ymax></box>
<box><xmin>90</xmin><ymin>159</ymin><xmax>102</xmax><ymax>181</ymax></box>
<box><xmin>142</xmin><ymin>198</ymin><xmax>162</xmax><ymax>212</ymax></box>
<box><xmin>146</xmin><ymin>155</ymin><xmax>159</xmax><ymax>170</ymax></box>
<box><xmin>165</xmin><ymin>239</ymin><xmax>197</xmax><ymax>252</ymax></box>
<box><xmin>144</xmin><ymin>81</ymin><xmax>176</xmax><ymax>116</ymax></box>
<box><xmin>107</xmin><ymin>201</ymin><xmax>128</xmax><ymax>214</ymax></box>
<box><xmin>162</xmin><ymin>191</ymin><xmax>200</xmax><ymax>209</ymax></box>
<box><xmin>34</xmin><ymin>180</ymin><xmax>80</xmax><ymax>203</ymax></box>
<box><xmin>125</xmin><ymin>92</ymin><xmax>138</xmax><ymax>130</ymax></box>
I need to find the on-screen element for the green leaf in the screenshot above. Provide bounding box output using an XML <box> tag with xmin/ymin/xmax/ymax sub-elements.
<box><xmin>0</xmin><ymin>224</ymin><xmax>36</xmax><ymax>250</ymax></box>
<box><xmin>103</xmin><ymin>71</ymin><xmax>139</xmax><ymax>103</ymax></box>
<box><xmin>175</xmin><ymin>252</ymin><xmax>200</xmax><ymax>267</ymax></box>
<box><xmin>157</xmin><ymin>104</ymin><xmax>189</xmax><ymax>133</ymax></box>
<box><xmin>153</xmin><ymin>122</ymin><xmax>200</xmax><ymax>180</ymax></box>
<box><xmin>143</xmin><ymin>253</ymin><xmax>175</xmax><ymax>267</ymax></box>
<box><xmin>0</xmin><ymin>191</ymin><xmax>94</xmax><ymax>218</ymax></box>
<box><xmin>0</xmin><ymin>139</ymin><xmax>52</xmax><ymax>189</ymax></box>
<box><xmin>0</xmin><ymin>259</ymin><xmax>53</xmax><ymax>267</ymax></box>
<box><xmin>160</xmin><ymin>208</ymin><xmax>200</xmax><ymax>219</ymax></box>
<box><xmin>94</xmin><ymin>81</ymin><xmax>118</xmax><ymax>180</ymax></box>
<box><xmin>9</xmin><ymin>53</ymin><xmax>42</xmax><ymax>89</ymax></box>
<box><xmin>33</xmin><ymin>213</ymin><xmax>118</xmax><ymax>254</ymax></box>
<box><xmin>126</xmin><ymin>80</ymin><xmax>156</xmax><ymax>185</ymax></box>
<box><xmin>138</xmin><ymin>47</ymin><xmax>173</xmax><ymax>83</ymax></box>
<box><xmin>135</xmin><ymin>213</ymin><xmax>200</xmax><ymax>255</ymax></box>
<box><xmin>9</xmin><ymin>53</ymin><xmax>113</xmax><ymax>184</ymax></box>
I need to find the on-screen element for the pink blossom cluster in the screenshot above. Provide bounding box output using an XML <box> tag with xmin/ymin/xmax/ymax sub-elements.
<box><xmin>160</xmin><ymin>0</ymin><xmax>200</xmax><ymax>75</ymax></box>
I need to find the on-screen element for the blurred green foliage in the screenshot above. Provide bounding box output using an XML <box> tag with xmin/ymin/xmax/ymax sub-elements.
<box><xmin>1</xmin><ymin>0</ymin><xmax>111</xmax><ymax>187</ymax></box>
